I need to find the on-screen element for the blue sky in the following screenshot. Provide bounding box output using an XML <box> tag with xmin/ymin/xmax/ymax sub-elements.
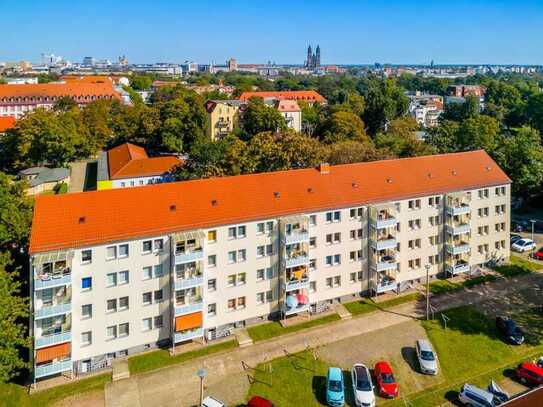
<box><xmin>1</xmin><ymin>0</ymin><xmax>542</xmax><ymax>65</ymax></box>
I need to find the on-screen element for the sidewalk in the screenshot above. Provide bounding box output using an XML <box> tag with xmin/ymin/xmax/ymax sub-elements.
<box><xmin>105</xmin><ymin>272</ymin><xmax>543</xmax><ymax>407</ymax></box>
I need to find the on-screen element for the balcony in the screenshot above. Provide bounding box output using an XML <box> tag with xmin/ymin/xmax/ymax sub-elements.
<box><xmin>35</xmin><ymin>302</ymin><xmax>71</xmax><ymax>320</ymax></box>
<box><xmin>285</xmin><ymin>278</ymin><xmax>310</xmax><ymax>291</ymax></box>
<box><xmin>175</xmin><ymin>250</ymin><xmax>203</xmax><ymax>264</ymax></box>
<box><xmin>371</xmin><ymin>216</ymin><xmax>398</xmax><ymax>229</ymax></box>
<box><xmin>174</xmin><ymin>328</ymin><xmax>204</xmax><ymax>343</ymax></box>
<box><xmin>35</xmin><ymin>273</ymin><xmax>71</xmax><ymax>290</ymax></box>
<box><xmin>175</xmin><ymin>300</ymin><xmax>203</xmax><ymax>316</ymax></box>
<box><xmin>372</xmin><ymin>277</ymin><xmax>398</xmax><ymax>294</ymax></box>
<box><xmin>175</xmin><ymin>276</ymin><xmax>204</xmax><ymax>290</ymax></box>
<box><xmin>34</xmin><ymin>359</ymin><xmax>72</xmax><ymax>379</ymax></box>
<box><xmin>35</xmin><ymin>331</ymin><xmax>71</xmax><ymax>349</ymax></box>
<box><xmin>370</xmin><ymin>236</ymin><xmax>397</xmax><ymax>250</ymax></box>
<box><xmin>284</xmin><ymin>303</ymin><xmax>310</xmax><ymax>316</ymax></box>
<box><xmin>446</xmin><ymin>204</ymin><xmax>471</xmax><ymax>216</ymax></box>
<box><xmin>446</xmin><ymin>223</ymin><xmax>471</xmax><ymax>235</ymax></box>
<box><xmin>284</xmin><ymin>231</ymin><xmax>309</xmax><ymax>245</ymax></box>
<box><xmin>446</xmin><ymin>261</ymin><xmax>470</xmax><ymax>275</ymax></box>
<box><xmin>446</xmin><ymin>242</ymin><xmax>470</xmax><ymax>255</ymax></box>
<box><xmin>372</xmin><ymin>254</ymin><xmax>397</xmax><ymax>272</ymax></box>
<box><xmin>285</xmin><ymin>253</ymin><xmax>309</xmax><ymax>268</ymax></box>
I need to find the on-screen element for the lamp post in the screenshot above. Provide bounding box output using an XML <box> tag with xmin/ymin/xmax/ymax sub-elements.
<box><xmin>425</xmin><ymin>264</ymin><xmax>431</xmax><ymax>320</ymax></box>
<box><xmin>197</xmin><ymin>368</ymin><xmax>207</xmax><ymax>406</ymax></box>
<box><xmin>531</xmin><ymin>220</ymin><xmax>536</xmax><ymax>259</ymax></box>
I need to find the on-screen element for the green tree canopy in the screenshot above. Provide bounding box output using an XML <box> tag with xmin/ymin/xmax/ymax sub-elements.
<box><xmin>375</xmin><ymin>117</ymin><xmax>435</xmax><ymax>157</ymax></box>
<box><xmin>0</xmin><ymin>172</ymin><xmax>33</xmax><ymax>251</ymax></box>
<box><xmin>129</xmin><ymin>75</ymin><xmax>153</xmax><ymax>91</ymax></box>
<box><xmin>242</xmin><ymin>97</ymin><xmax>287</xmax><ymax>138</ymax></box>
<box><xmin>316</xmin><ymin>111</ymin><xmax>370</xmax><ymax>144</ymax></box>
<box><xmin>326</xmin><ymin>140</ymin><xmax>392</xmax><ymax>165</ymax></box>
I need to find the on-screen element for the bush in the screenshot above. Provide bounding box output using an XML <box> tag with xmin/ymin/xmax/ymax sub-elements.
<box><xmin>54</xmin><ymin>182</ymin><xmax>68</xmax><ymax>194</ymax></box>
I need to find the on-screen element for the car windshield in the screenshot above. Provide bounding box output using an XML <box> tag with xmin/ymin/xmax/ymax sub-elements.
<box><xmin>356</xmin><ymin>377</ymin><xmax>372</xmax><ymax>391</ymax></box>
<box><xmin>329</xmin><ymin>379</ymin><xmax>343</xmax><ymax>392</ymax></box>
<box><xmin>420</xmin><ymin>350</ymin><xmax>435</xmax><ymax>361</ymax></box>
<box><xmin>381</xmin><ymin>373</ymin><xmax>395</xmax><ymax>384</ymax></box>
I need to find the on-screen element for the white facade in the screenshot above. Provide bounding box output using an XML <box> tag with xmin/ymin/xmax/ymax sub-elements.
<box><xmin>30</xmin><ymin>184</ymin><xmax>510</xmax><ymax>380</ymax></box>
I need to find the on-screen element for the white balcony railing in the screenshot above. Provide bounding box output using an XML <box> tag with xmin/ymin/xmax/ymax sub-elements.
<box><xmin>174</xmin><ymin>300</ymin><xmax>203</xmax><ymax>316</ymax></box>
<box><xmin>35</xmin><ymin>302</ymin><xmax>71</xmax><ymax>319</ymax></box>
<box><xmin>371</xmin><ymin>217</ymin><xmax>398</xmax><ymax>229</ymax></box>
<box><xmin>35</xmin><ymin>331</ymin><xmax>71</xmax><ymax>349</ymax></box>
<box><xmin>446</xmin><ymin>262</ymin><xmax>470</xmax><ymax>275</ymax></box>
<box><xmin>285</xmin><ymin>254</ymin><xmax>309</xmax><ymax>268</ymax></box>
<box><xmin>175</xmin><ymin>276</ymin><xmax>204</xmax><ymax>290</ymax></box>
<box><xmin>34</xmin><ymin>274</ymin><xmax>71</xmax><ymax>290</ymax></box>
<box><xmin>34</xmin><ymin>359</ymin><xmax>72</xmax><ymax>378</ymax></box>
<box><xmin>446</xmin><ymin>243</ymin><xmax>470</xmax><ymax>255</ymax></box>
<box><xmin>284</xmin><ymin>231</ymin><xmax>309</xmax><ymax>245</ymax></box>
<box><xmin>174</xmin><ymin>328</ymin><xmax>204</xmax><ymax>343</ymax></box>
<box><xmin>446</xmin><ymin>223</ymin><xmax>470</xmax><ymax>235</ymax></box>
<box><xmin>372</xmin><ymin>279</ymin><xmax>398</xmax><ymax>294</ymax></box>
<box><xmin>446</xmin><ymin>204</ymin><xmax>470</xmax><ymax>216</ymax></box>
<box><xmin>285</xmin><ymin>278</ymin><xmax>310</xmax><ymax>292</ymax></box>
<box><xmin>284</xmin><ymin>303</ymin><xmax>310</xmax><ymax>316</ymax></box>
<box><xmin>175</xmin><ymin>250</ymin><xmax>203</xmax><ymax>264</ymax></box>
<box><xmin>370</xmin><ymin>237</ymin><xmax>397</xmax><ymax>251</ymax></box>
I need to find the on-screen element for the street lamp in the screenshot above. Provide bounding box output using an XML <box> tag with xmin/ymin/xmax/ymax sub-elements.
<box><xmin>425</xmin><ymin>264</ymin><xmax>431</xmax><ymax>320</ymax></box>
<box><xmin>531</xmin><ymin>220</ymin><xmax>536</xmax><ymax>258</ymax></box>
<box><xmin>197</xmin><ymin>368</ymin><xmax>207</xmax><ymax>406</ymax></box>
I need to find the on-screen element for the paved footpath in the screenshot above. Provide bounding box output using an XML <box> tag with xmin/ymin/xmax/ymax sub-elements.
<box><xmin>105</xmin><ymin>273</ymin><xmax>543</xmax><ymax>407</ymax></box>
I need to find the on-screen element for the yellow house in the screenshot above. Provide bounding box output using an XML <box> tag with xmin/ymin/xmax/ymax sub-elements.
<box><xmin>204</xmin><ymin>100</ymin><xmax>246</xmax><ymax>141</ymax></box>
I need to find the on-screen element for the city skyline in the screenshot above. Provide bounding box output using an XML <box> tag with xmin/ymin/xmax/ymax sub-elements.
<box><xmin>2</xmin><ymin>0</ymin><xmax>543</xmax><ymax>65</ymax></box>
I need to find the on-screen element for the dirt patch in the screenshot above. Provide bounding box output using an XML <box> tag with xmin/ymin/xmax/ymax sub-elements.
<box><xmin>52</xmin><ymin>389</ymin><xmax>104</xmax><ymax>407</ymax></box>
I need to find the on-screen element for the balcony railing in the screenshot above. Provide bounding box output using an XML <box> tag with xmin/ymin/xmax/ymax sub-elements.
<box><xmin>34</xmin><ymin>273</ymin><xmax>71</xmax><ymax>290</ymax></box>
<box><xmin>372</xmin><ymin>279</ymin><xmax>398</xmax><ymax>294</ymax></box>
<box><xmin>175</xmin><ymin>276</ymin><xmax>204</xmax><ymax>290</ymax></box>
<box><xmin>370</xmin><ymin>237</ymin><xmax>397</xmax><ymax>250</ymax></box>
<box><xmin>284</xmin><ymin>303</ymin><xmax>310</xmax><ymax>316</ymax></box>
<box><xmin>446</xmin><ymin>262</ymin><xmax>470</xmax><ymax>275</ymax></box>
<box><xmin>174</xmin><ymin>300</ymin><xmax>203</xmax><ymax>316</ymax></box>
<box><xmin>446</xmin><ymin>242</ymin><xmax>471</xmax><ymax>255</ymax></box>
<box><xmin>371</xmin><ymin>254</ymin><xmax>397</xmax><ymax>272</ymax></box>
<box><xmin>446</xmin><ymin>223</ymin><xmax>471</xmax><ymax>235</ymax></box>
<box><xmin>446</xmin><ymin>204</ymin><xmax>470</xmax><ymax>216</ymax></box>
<box><xmin>174</xmin><ymin>328</ymin><xmax>204</xmax><ymax>343</ymax></box>
<box><xmin>35</xmin><ymin>331</ymin><xmax>71</xmax><ymax>349</ymax></box>
<box><xmin>175</xmin><ymin>250</ymin><xmax>203</xmax><ymax>264</ymax></box>
<box><xmin>34</xmin><ymin>359</ymin><xmax>72</xmax><ymax>379</ymax></box>
<box><xmin>284</xmin><ymin>278</ymin><xmax>310</xmax><ymax>291</ymax></box>
<box><xmin>285</xmin><ymin>254</ymin><xmax>309</xmax><ymax>268</ymax></box>
<box><xmin>371</xmin><ymin>217</ymin><xmax>398</xmax><ymax>229</ymax></box>
<box><xmin>284</xmin><ymin>231</ymin><xmax>309</xmax><ymax>245</ymax></box>
<box><xmin>35</xmin><ymin>302</ymin><xmax>71</xmax><ymax>320</ymax></box>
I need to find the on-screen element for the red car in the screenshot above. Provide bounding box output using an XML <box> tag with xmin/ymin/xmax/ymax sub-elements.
<box><xmin>374</xmin><ymin>361</ymin><xmax>399</xmax><ymax>398</ymax></box>
<box><xmin>534</xmin><ymin>247</ymin><xmax>543</xmax><ymax>260</ymax></box>
<box><xmin>247</xmin><ymin>396</ymin><xmax>274</xmax><ymax>407</ymax></box>
<box><xmin>517</xmin><ymin>362</ymin><xmax>543</xmax><ymax>386</ymax></box>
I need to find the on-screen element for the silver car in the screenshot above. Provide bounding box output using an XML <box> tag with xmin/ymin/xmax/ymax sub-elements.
<box><xmin>351</xmin><ymin>363</ymin><xmax>375</xmax><ymax>407</ymax></box>
<box><xmin>416</xmin><ymin>339</ymin><xmax>438</xmax><ymax>375</ymax></box>
<box><xmin>458</xmin><ymin>384</ymin><xmax>503</xmax><ymax>406</ymax></box>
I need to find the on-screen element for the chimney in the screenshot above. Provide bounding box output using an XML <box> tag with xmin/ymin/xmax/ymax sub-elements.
<box><xmin>319</xmin><ymin>163</ymin><xmax>331</xmax><ymax>175</ymax></box>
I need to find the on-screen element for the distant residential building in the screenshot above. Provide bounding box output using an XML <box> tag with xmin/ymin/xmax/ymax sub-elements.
<box><xmin>239</xmin><ymin>90</ymin><xmax>326</xmax><ymax>105</ymax></box>
<box><xmin>205</xmin><ymin>100</ymin><xmax>246</xmax><ymax>141</ymax></box>
<box><xmin>0</xmin><ymin>116</ymin><xmax>16</xmax><ymax>134</ymax></box>
<box><xmin>97</xmin><ymin>143</ymin><xmax>182</xmax><ymax>190</ymax></box>
<box><xmin>18</xmin><ymin>167</ymin><xmax>70</xmax><ymax>195</ymax></box>
<box><xmin>0</xmin><ymin>81</ymin><xmax>122</xmax><ymax>119</ymax></box>
<box><xmin>407</xmin><ymin>92</ymin><xmax>444</xmax><ymax>128</ymax></box>
<box><xmin>276</xmin><ymin>99</ymin><xmax>302</xmax><ymax>132</ymax></box>
<box><xmin>448</xmin><ymin>85</ymin><xmax>486</xmax><ymax>98</ymax></box>
<box><xmin>6</xmin><ymin>77</ymin><xmax>38</xmax><ymax>85</ymax></box>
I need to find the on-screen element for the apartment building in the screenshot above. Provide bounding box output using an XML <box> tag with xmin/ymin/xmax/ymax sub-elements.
<box><xmin>28</xmin><ymin>150</ymin><xmax>510</xmax><ymax>381</ymax></box>
<box><xmin>238</xmin><ymin>90</ymin><xmax>326</xmax><ymax>105</ymax></box>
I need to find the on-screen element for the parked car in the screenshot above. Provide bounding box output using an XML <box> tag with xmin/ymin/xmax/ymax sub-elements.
<box><xmin>202</xmin><ymin>396</ymin><xmax>227</xmax><ymax>407</ymax></box>
<box><xmin>458</xmin><ymin>383</ymin><xmax>504</xmax><ymax>406</ymax></box>
<box><xmin>511</xmin><ymin>238</ymin><xmax>536</xmax><ymax>253</ymax></box>
<box><xmin>496</xmin><ymin>316</ymin><xmax>525</xmax><ymax>345</ymax></box>
<box><xmin>351</xmin><ymin>363</ymin><xmax>375</xmax><ymax>407</ymax></box>
<box><xmin>533</xmin><ymin>247</ymin><xmax>543</xmax><ymax>260</ymax></box>
<box><xmin>247</xmin><ymin>396</ymin><xmax>274</xmax><ymax>407</ymax></box>
<box><xmin>374</xmin><ymin>361</ymin><xmax>399</xmax><ymax>398</ymax></box>
<box><xmin>487</xmin><ymin>381</ymin><xmax>509</xmax><ymax>403</ymax></box>
<box><xmin>516</xmin><ymin>362</ymin><xmax>543</xmax><ymax>386</ymax></box>
<box><xmin>510</xmin><ymin>234</ymin><xmax>522</xmax><ymax>244</ymax></box>
<box><xmin>326</xmin><ymin>367</ymin><xmax>345</xmax><ymax>407</ymax></box>
<box><xmin>415</xmin><ymin>339</ymin><xmax>439</xmax><ymax>375</ymax></box>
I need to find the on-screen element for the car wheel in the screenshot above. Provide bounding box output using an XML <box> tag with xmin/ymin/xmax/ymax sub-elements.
<box><xmin>520</xmin><ymin>377</ymin><xmax>526</xmax><ymax>384</ymax></box>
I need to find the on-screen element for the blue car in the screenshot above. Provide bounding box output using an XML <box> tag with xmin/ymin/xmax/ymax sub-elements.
<box><xmin>326</xmin><ymin>367</ymin><xmax>345</xmax><ymax>407</ymax></box>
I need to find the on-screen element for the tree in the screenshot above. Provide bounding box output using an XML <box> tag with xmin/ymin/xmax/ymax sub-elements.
<box><xmin>316</xmin><ymin>111</ymin><xmax>369</xmax><ymax>144</ymax></box>
<box><xmin>374</xmin><ymin>117</ymin><xmax>435</xmax><ymax>157</ymax></box>
<box><xmin>494</xmin><ymin>127</ymin><xmax>543</xmax><ymax>196</ymax></box>
<box><xmin>129</xmin><ymin>75</ymin><xmax>153</xmax><ymax>91</ymax></box>
<box><xmin>326</xmin><ymin>141</ymin><xmax>392</xmax><ymax>165</ymax></box>
<box><xmin>298</xmin><ymin>101</ymin><xmax>322</xmax><ymax>136</ymax></box>
<box><xmin>441</xmin><ymin>95</ymin><xmax>479</xmax><ymax>122</ymax></box>
<box><xmin>426</xmin><ymin>120</ymin><xmax>461</xmax><ymax>153</ymax></box>
<box><xmin>53</xmin><ymin>96</ymin><xmax>77</xmax><ymax>112</ymax></box>
<box><xmin>0</xmin><ymin>172</ymin><xmax>33</xmax><ymax>251</ymax></box>
<box><xmin>0</xmin><ymin>252</ymin><xmax>29</xmax><ymax>382</ymax></box>
<box><xmin>242</xmin><ymin>97</ymin><xmax>287</xmax><ymax>138</ymax></box>
<box><xmin>526</xmin><ymin>93</ymin><xmax>543</xmax><ymax>136</ymax></box>
<box><xmin>457</xmin><ymin>115</ymin><xmax>501</xmax><ymax>152</ymax></box>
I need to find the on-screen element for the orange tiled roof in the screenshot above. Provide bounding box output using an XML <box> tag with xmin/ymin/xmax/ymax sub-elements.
<box><xmin>29</xmin><ymin>150</ymin><xmax>510</xmax><ymax>254</ymax></box>
<box><xmin>239</xmin><ymin>90</ymin><xmax>326</xmax><ymax>103</ymax></box>
<box><xmin>0</xmin><ymin>116</ymin><xmax>16</xmax><ymax>132</ymax></box>
<box><xmin>0</xmin><ymin>82</ymin><xmax>121</xmax><ymax>101</ymax></box>
<box><xmin>276</xmin><ymin>100</ymin><xmax>301</xmax><ymax>112</ymax></box>
<box><xmin>107</xmin><ymin>142</ymin><xmax>181</xmax><ymax>180</ymax></box>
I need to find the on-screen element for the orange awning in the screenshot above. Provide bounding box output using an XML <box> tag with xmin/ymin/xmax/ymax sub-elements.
<box><xmin>175</xmin><ymin>311</ymin><xmax>202</xmax><ymax>332</ymax></box>
<box><xmin>36</xmin><ymin>342</ymin><xmax>71</xmax><ymax>363</ymax></box>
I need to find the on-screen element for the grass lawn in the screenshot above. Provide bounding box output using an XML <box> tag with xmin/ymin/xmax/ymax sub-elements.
<box><xmin>0</xmin><ymin>373</ymin><xmax>110</xmax><ymax>407</ymax></box>
<box><xmin>247</xmin><ymin>350</ymin><xmax>330</xmax><ymax>406</ymax></box>
<box><xmin>247</xmin><ymin>314</ymin><xmax>341</xmax><ymax>343</ymax></box>
<box><xmin>343</xmin><ymin>292</ymin><xmax>421</xmax><ymax>316</ymax></box>
<box><xmin>495</xmin><ymin>254</ymin><xmax>542</xmax><ymax>277</ymax></box>
<box><xmin>128</xmin><ymin>339</ymin><xmax>237</xmax><ymax>374</ymax></box>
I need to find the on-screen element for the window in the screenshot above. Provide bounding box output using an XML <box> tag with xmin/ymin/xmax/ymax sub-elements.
<box><xmin>119</xmin><ymin>323</ymin><xmax>129</xmax><ymax>337</ymax></box>
<box><xmin>408</xmin><ymin>219</ymin><xmax>421</xmax><ymax>230</ymax></box>
<box><xmin>119</xmin><ymin>296</ymin><xmax>129</xmax><ymax>310</ymax></box>
<box><xmin>266</xmin><ymin>221</ymin><xmax>274</xmax><ymax>234</ymax></box>
<box><xmin>153</xmin><ymin>265</ymin><xmax>163</xmax><ymax>278</ymax></box>
<box><xmin>142</xmin><ymin>318</ymin><xmax>152</xmax><ymax>331</ymax></box>
<box><xmin>257</xmin><ymin>245</ymin><xmax>265</xmax><ymax>257</ymax></box>
<box><xmin>118</xmin><ymin>244</ymin><xmax>129</xmax><ymax>258</ymax></box>
<box><xmin>256</xmin><ymin>269</ymin><xmax>265</xmax><ymax>281</ymax></box>
<box><xmin>309</xmin><ymin>259</ymin><xmax>316</xmax><ymax>270</ymax></box>
<box><xmin>81</xmin><ymin>277</ymin><xmax>92</xmax><ymax>291</ymax></box>
<box><xmin>227</xmin><ymin>275</ymin><xmax>236</xmax><ymax>287</ymax></box>
<box><xmin>266</xmin><ymin>290</ymin><xmax>273</xmax><ymax>302</ymax></box>
<box><xmin>106</xmin><ymin>272</ymin><xmax>117</xmax><ymax>287</ymax></box>
<box><xmin>350</xmin><ymin>272</ymin><xmax>357</xmax><ymax>283</ymax></box>
<box><xmin>495</xmin><ymin>186</ymin><xmax>506</xmax><ymax>196</ymax></box>
<box><xmin>310</xmin><ymin>237</ymin><xmax>317</xmax><ymax>248</ymax></box>
<box><xmin>227</xmin><ymin>298</ymin><xmax>236</xmax><ymax>311</ymax></box>
<box><xmin>350</xmin><ymin>207</ymin><xmax>363</xmax><ymax>219</ymax></box>
<box><xmin>310</xmin><ymin>281</ymin><xmax>317</xmax><ymax>292</ymax></box>
<box><xmin>326</xmin><ymin>255</ymin><xmax>333</xmax><ymax>266</ymax></box>
<box><xmin>428</xmin><ymin>254</ymin><xmax>439</xmax><ymax>265</ymax></box>
<box><xmin>238</xmin><ymin>226</ymin><xmax>246</xmax><ymax>238</ymax></box>
<box><xmin>334</xmin><ymin>211</ymin><xmax>341</xmax><ymax>222</ymax></box>
<box><xmin>429</xmin><ymin>235</ymin><xmax>441</xmax><ymax>245</ymax></box>
<box><xmin>478</xmin><ymin>189</ymin><xmax>489</xmax><ymax>199</ymax></box>
<box><xmin>266</xmin><ymin>267</ymin><xmax>274</xmax><ymax>279</ymax></box>
<box><xmin>256</xmin><ymin>292</ymin><xmax>265</xmax><ymax>304</ymax></box>
<box><xmin>142</xmin><ymin>240</ymin><xmax>152</xmax><ymax>253</ymax></box>
<box><xmin>428</xmin><ymin>196</ymin><xmax>441</xmax><ymax>207</ymax></box>
<box><xmin>408</xmin><ymin>258</ymin><xmax>421</xmax><ymax>270</ymax></box>
<box><xmin>333</xmin><ymin>276</ymin><xmax>341</xmax><ymax>287</ymax></box>
<box><xmin>408</xmin><ymin>199</ymin><xmax>421</xmax><ymax>210</ymax></box>
<box><xmin>237</xmin><ymin>297</ymin><xmax>246</xmax><ymax>309</ymax></box>
<box><xmin>81</xmin><ymin>250</ymin><xmax>92</xmax><ymax>264</ymax></box>
<box><xmin>119</xmin><ymin>270</ymin><xmax>129</xmax><ymax>284</ymax></box>
<box><xmin>478</xmin><ymin>244</ymin><xmax>489</xmax><ymax>254</ymax></box>
<box><xmin>154</xmin><ymin>290</ymin><xmax>163</xmax><ymax>302</ymax></box>
<box><xmin>228</xmin><ymin>251</ymin><xmax>236</xmax><ymax>263</ymax></box>
<box><xmin>326</xmin><ymin>277</ymin><xmax>333</xmax><ymax>288</ymax></box>
<box><xmin>208</xmin><ymin>255</ymin><xmax>217</xmax><ymax>268</ymax></box>
<box><xmin>478</xmin><ymin>207</ymin><xmax>489</xmax><ymax>217</ymax></box>
<box><xmin>106</xmin><ymin>246</ymin><xmax>117</xmax><ymax>260</ymax></box>
<box><xmin>228</xmin><ymin>227</ymin><xmax>237</xmax><ymax>239</ymax></box>
<box><xmin>238</xmin><ymin>249</ymin><xmax>246</xmax><ymax>262</ymax></box>
<box><xmin>151</xmin><ymin>315</ymin><xmax>162</xmax><ymax>329</ymax></box>
<box><xmin>208</xmin><ymin>278</ymin><xmax>216</xmax><ymax>291</ymax></box>
<box><xmin>309</xmin><ymin>215</ymin><xmax>317</xmax><ymax>226</ymax></box>
<box><xmin>495</xmin><ymin>204</ymin><xmax>506</xmax><ymax>215</ymax></box>
<box><xmin>257</xmin><ymin>223</ymin><xmax>265</xmax><ymax>234</ymax></box>
<box><xmin>107</xmin><ymin>299</ymin><xmax>117</xmax><ymax>313</ymax></box>
<box><xmin>428</xmin><ymin>216</ymin><xmax>441</xmax><ymax>227</ymax></box>
<box><xmin>143</xmin><ymin>266</ymin><xmax>152</xmax><ymax>280</ymax></box>
<box><xmin>408</xmin><ymin>239</ymin><xmax>421</xmax><ymax>249</ymax></box>
<box><xmin>82</xmin><ymin>304</ymin><xmax>92</xmax><ymax>319</ymax></box>
<box><xmin>238</xmin><ymin>273</ymin><xmax>247</xmax><ymax>286</ymax></box>
<box><xmin>81</xmin><ymin>331</ymin><xmax>92</xmax><ymax>346</ymax></box>
<box><xmin>207</xmin><ymin>230</ymin><xmax>217</xmax><ymax>242</ymax></box>
<box><xmin>153</xmin><ymin>239</ymin><xmax>164</xmax><ymax>252</ymax></box>
<box><xmin>142</xmin><ymin>292</ymin><xmax>152</xmax><ymax>305</ymax></box>
<box><xmin>208</xmin><ymin>303</ymin><xmax>217</xmax><ymax>316</ymax></box>
<box><xmin>477</xmin><ymin>225</ymin><xmax>489</xmax><ymax>236</ymax></box>
<box><xmin>107</xmin><ymin>325</ymin><xmax>117</xmax><ymax>339</ymax></box>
